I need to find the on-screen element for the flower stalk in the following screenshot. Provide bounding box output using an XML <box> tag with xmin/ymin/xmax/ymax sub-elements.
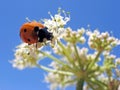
<box><xmin>87</xmin><ymin>51</ymin><xmax>102</xmax><ymax>71</ymax></box>
<box><xmin>36</xmin><ymin>64</ymin><xmax>73</xmax><ymax>75</ymax></box>
<box><xmin>76</xmin><ymin>79</ymin><xmax>84</xmax><ymax>90</ymax></box>
<box><xmin>73</xmin><ymin>44</ymin><xmax>82</xmax><ymax>69</ymax></box>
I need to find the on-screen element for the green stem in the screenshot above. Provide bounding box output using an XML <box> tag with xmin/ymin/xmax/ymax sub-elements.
<box><xmin>76</xmin><ymin>79</ymin><xmax>84</xmax><ymax>90</ymax></box>
<box><xmin>58</xmin><ymin>41</ymin><xmax>79</xmax><ymax>71</ymax></box>
<box><xmin>73</xmin><ymin>44</ymin><xmax>82</xmax><ymax>69</ymax></box>
<box><xmin>90</xmin><ymin>78</ymin><xmax>107</xmax><ymax>89</ymax></box>
<box><xmin>40</xmin><ymin>51</ymin><xmax>65</xmax><ymax>65</ymax></box>
<box><xmin>87</xmin><ymin>81</ymin><xmax>96</xmax><ymax>90</ymax></box>
<box><xmin>87</xmin><ymin>51</ymin><xmax>102</xmax><ymax>71</ymax></box>
<box><xmin>36</xmin><ymin>64</ymin><xmax>73</xmax><ymax>76</ymax></box>
<box><xmin>40</xmin><ymin>51</ymin><xmax>74</xmax><ymax>72</ymax></box>
<box><xmin>58</xmin><ymin>42</ymin><xmax>74</xmax><ymax>63</ymax></box>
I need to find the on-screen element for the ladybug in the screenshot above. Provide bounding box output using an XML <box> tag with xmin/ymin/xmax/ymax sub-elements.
<box><xmin>20</xmin><ymin>21</ymin><xmax>53</xmax><ymax>44</ymax></box>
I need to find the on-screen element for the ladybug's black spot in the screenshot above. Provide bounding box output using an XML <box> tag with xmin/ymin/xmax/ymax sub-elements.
<box><xmin>34</xmin><ymin>26</ymin><xmax>39</xmax><ymax>32</ymax></box>
<box><xmin>27</xmin><ymin>39</ymin><xmax>31</xmax><ymax>42</ymax></box>
<box><xmin>24</xmin><ymin>29</ymin><xmax>27</xmax><ymax>32</ymax></box>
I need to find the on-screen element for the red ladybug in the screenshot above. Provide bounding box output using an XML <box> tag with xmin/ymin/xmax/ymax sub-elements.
<box><xmin>20</xmin><ymin>21</ymin><xmax>53</xmax><ymax>44</ymax></box>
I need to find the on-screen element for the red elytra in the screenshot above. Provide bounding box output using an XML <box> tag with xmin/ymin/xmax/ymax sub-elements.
<box><xmin>20</xmin><ymin>21</ymin><xmax>44</xmax><ymax>44</ymax></box>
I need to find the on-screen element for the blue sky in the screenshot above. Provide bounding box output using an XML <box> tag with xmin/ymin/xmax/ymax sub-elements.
<box><xmin>0</xmin><ymin>0</ymin><xmax>120</xmax><ymax>90</ymax></box>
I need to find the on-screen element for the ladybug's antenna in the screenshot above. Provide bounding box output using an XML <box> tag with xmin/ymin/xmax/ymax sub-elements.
<box><xmin>26</xmin><ymin>17</ymin><xmax>31</xmax><ymax>22</ymax></box>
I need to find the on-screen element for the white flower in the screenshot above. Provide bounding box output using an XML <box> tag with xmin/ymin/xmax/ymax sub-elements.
<box><xmin>45</xmin><ymin>72</ymin><xmax>60</xmax><ymax>83</ymax></box>
<box><xmin>111</xmin><ymin>38</ymin><xmax>120</xmax><ymax>46</ymax></box>
<box><xmin>11</xmin><ymin>43</ymin><xmax>44</xmax><ymax>70</ymax></box>
<box><xmin>97</xmin><ymin>73</ymin><xmax>109</xmax><ymax>83</ymax></box>
<box><xmin>87</xmin><ymin>30</ymin><xmax>120</xmax><ymax>51</ymax></box>
<box><xmin>79</xmin><ymin>36</ymin><xmax>86</xmax><ymax>44</ymax></box>
<box><xmin>44</xmin><ymin>72</ymin><xmax>61</xmax><ymax>90</ymax></box>
<box><xmin>116</xmin><ymin>58</ymin><xmax>120</xmax><ymax>64</ymax></box>
<box><xmin>43</xmin><ymin>11</ymin><xmax>70</xmax><ymax>41</ymax></box>
<box><xmin>103</xmin><ymin>52</ymin><xmax>116</xmax><ymax>60</ymax></box>
<box><xmin>101</xmin><ymin>32</ymin><xmax>109</xmax><ymax>38</ymax></box>
<box><xmin>87</xmin><ymin>30</ymin><xmax>100</xmax><ymax>37</ymax></box>
<box><xmin>78</xmin><ymin>28</ymin><xmax>85</xmax><ymax>36</ymax></box>
<box><xmin>49</xmin><ymin>61</ymin><xmax>60</xmax><ymax>70</ymax></box>
<box><xmin>115</xmin><ymin>69</ymin><xmax>120</xmax><ymax>77</ymax></box>
<box><xmin>103</xmin><ymin>51</ymin><xmax>110</xmax><ymax>56</ymax></box>
<box><xmin>44</xmin><ymin>72</ymin><xmax>74</xmax><ymax>90</ymax></box>
<box><xmin>42</xmin><ymin>10</ymin><xmax>70</xmax><ymax>48</ymax></box>
<box><xmin>118</xmin><ymin>85</ymin><xmax>120</xmax><ymax>90</ymax></box>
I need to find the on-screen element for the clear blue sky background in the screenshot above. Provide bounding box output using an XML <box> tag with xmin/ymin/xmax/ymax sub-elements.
<box><xmin>0</xmin><ymin>0</ymin><xmax>120</xmax><ymax>90</ymax></box>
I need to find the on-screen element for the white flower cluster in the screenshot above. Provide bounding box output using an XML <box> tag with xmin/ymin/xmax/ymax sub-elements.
<box><xmin>43</xmin><ymin>10</ymin><xmax>70</xmax><ymax>39</ymax></box>
<box><xmin>45</xmin><ymin>72</ymin><xmax>73</xmax><ymax>90</ymax></box>
<box><xmin>87</xmin><ymin>30</ymin><xmax>120</xmax><ymax>51</ymax></box>
<box><xmin>12</xmin><ymin>43</ymin><xmax>43</xmax><ymax>70</ymax></box>
<box><xmin>62</xmin><ymin>27</ymin><xmax>86</xmax><ymax>44</ymax></box>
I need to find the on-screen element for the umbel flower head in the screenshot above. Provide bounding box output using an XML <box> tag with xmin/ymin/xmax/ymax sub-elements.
<box><xmin>12</xmin><ymin>9</ymin><xmax>120</xmax><ymax>90</ymax></box>
<box><xmin>43</xmin><ymin>8</ymin><xmax>70</xmax><ymax>40</ymax></box>
<box><xmin>12</xmin><ymin>43</ymin><xmax>43</xmax><ymax>70</ymax></box>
